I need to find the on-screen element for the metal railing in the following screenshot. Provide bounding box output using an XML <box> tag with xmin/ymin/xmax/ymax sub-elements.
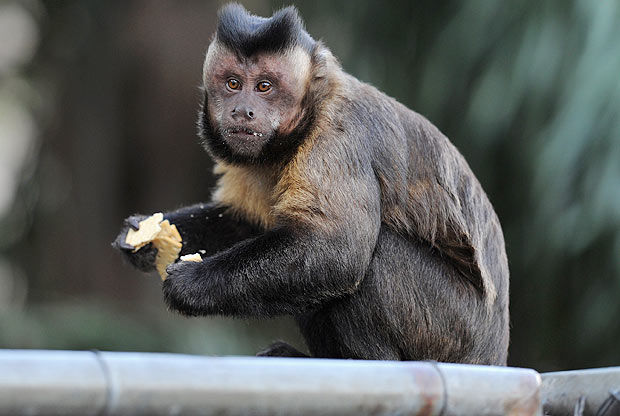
<box><xmin>0</xmin><ymin>349</ymin><xmax>542</xmax><ymax>415</ymax></box>
<box><xmin>3</xmin><ymin>349</ymin><xmax>620</xmax><ymax>414</ymax></box>
<box><xmin>542</xmin><ymin>368</ymin><xmax>620</xmax><ymax>415</ymax></box>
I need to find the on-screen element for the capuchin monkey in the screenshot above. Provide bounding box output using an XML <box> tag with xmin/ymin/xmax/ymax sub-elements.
<box><xmin>113</xmin><ymin>3</ymin><xmax>509</xmax><ymax>365</ymax></box>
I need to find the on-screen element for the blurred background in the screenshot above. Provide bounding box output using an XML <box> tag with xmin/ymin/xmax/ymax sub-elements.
<box><xmin>0</xmin><ymin>0</ymin><xmax>618</xmax><ymax>372</ymax></box>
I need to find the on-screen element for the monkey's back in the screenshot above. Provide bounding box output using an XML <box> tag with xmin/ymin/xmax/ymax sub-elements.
<box><xmin>298</xmin><ymin>75</ymin><xmax>510</xmax><ymax>364</ymax></box>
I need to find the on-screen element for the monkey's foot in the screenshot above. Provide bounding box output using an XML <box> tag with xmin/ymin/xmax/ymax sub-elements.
<box><xmin>256</xmin><ymin>341</ymin><xmax>310</xmax><ymax>358</ymax></box>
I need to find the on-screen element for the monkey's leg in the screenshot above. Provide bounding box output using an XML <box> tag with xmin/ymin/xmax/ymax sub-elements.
<box><xmin>256</xmin><ymin>341</ymin><xmax>310</xmax><ymax>358</ymax></box>
<box><xmin>164</xmin><ymin>202</ymin><xmax>261</xmax><ymax>257</ymax></box>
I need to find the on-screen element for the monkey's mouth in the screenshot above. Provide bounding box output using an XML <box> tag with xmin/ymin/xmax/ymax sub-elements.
<box><xmin>223</xmin><ymin>126</ymin><xmax>264</xmax><ymax>138</ymax></box>
<box><xmin>220</xmin><ymin>126</ymin><xmax>270</xmax><ymax>158</ymax></box>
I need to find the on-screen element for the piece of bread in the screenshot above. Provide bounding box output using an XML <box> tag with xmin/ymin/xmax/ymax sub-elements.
<box><xmin>180</xmin><ymin>253</ymin><xmax>202</xmax><ymax>262</ymax></box>
<box><xmin>153</xmin><ymin>220</ymin><xmax>183</xmax><ymax>280</ymax></box>
<box><xmin>124</xmin><ymin>213</ymin><xmax>183</xmax><ymax>280</ymax></box>
<box><xmin>125</xmin><ymin>213</ymin><xmax>164</xmax><ymax>250</ymax></box>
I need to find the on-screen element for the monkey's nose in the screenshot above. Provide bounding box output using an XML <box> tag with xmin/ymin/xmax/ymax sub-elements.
<box><xmin>232</xmin><ymin>106</ymin><xmax>255</xmax><ymax>121</ymax></box>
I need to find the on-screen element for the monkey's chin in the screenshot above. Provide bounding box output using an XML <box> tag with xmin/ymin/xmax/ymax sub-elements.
<box><xmin>222</xmin><ymin>130</ymin><xmax>271</xmax><ymax>159</ymax></box>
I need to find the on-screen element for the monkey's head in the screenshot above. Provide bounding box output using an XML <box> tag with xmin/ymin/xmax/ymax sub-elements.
<box><xmin>199</xmin><ymin>4</ymin><xmax>331</xmax><ymax>165</ymax></box>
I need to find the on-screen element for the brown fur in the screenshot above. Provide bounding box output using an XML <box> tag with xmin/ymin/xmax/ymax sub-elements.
<box><xmin>158</xmin><ymin>4</ymin><xmax>510</xmax><ymax>364</ymax></box>
<box><xmin>211</xmin><ymin>44</ymin><xmax>501</xmax><ymax>304</ymax></box>
<box><xmin>212</xmin><ymin>162</ymin><xmax>277</xmax><ymax>229</ymax></box>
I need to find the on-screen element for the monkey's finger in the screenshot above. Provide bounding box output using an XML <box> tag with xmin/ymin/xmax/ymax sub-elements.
<box><xmin>128</xmin><ymin>217</ymin><xmax>141</xmax><ymax>230</ymax></box>
<box><xmin>118</xmin><ymin>240</ymin><xmax>136</xmax><ymax>251</ymax></box>
<box><xmin>124</xmin><ymin>242</ymin><xmax>158</xmax><ymax>272</ymax></box>
<box><xmin>111</xmin><ymin>237</ymin><xmax>135</xmax><ymax>251</ymax></box>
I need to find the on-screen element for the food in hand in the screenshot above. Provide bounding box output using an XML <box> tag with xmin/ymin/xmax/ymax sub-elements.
<box><xmin>125</xmin><ymin>213</ymin><xmax>183</xmax><ymax>280</ymax></box>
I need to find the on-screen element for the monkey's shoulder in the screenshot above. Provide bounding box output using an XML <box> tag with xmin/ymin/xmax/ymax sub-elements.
<box><xmin>332</xmin><ymin>76</ymin><xmax>450</xmax><ymax>152</ymax></box>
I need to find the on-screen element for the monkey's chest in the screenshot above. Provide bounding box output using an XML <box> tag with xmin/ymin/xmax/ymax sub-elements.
<box><xmin>211</xmin><ymin>163</ymin><xmax>277</xmax><ymax>229</ymax></box>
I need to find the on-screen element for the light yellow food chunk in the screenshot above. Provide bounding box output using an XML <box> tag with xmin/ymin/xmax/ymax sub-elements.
<box><xmin>125</xmin><ymin>213</ymin><xmax>164</xmax><ymax>250</ymax></box>
<box><xmin>180</xmin><ymin>253</ymin><xmax>202</xmax><ymax>262</ymax></box>
<box><xmin>153</xmin><ymin>220</ymin><xmax>182</xmax><ymax>280</ymax></box>
<box><xmin>124</xmin><ymin>213</ymin><xmax>183</xmax><ymax>280</ymax></box>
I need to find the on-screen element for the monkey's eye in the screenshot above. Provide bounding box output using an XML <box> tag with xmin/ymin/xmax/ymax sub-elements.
<box><xmin>226</xmin><ymin>79</ymin><xmax>240</xmax><ymax>90</ymax></box>
<box><xmin>257</xmin><ymin>81</ymin><xmax>272</xmax><ymax>92</ymax></box>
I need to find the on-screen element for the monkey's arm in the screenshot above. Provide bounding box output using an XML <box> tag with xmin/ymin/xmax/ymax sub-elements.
<box><xmin>164</xmin><ymin>224</ymin><xmax>374</xmax><ymax>317</ymax></box>
<box><xmin>164</xmin><ymin>203</ymin><xmax>261</xmax><ymax>257</ymax></box>
<box><xmin>112</xmin><ymin>203</ymin><xmax>260</xmax><ymax>272</ymax></box>
<box><xmin>163</xmin><ymin>163</ymin><xmax>381</xmax><ymax>317</ymax></box>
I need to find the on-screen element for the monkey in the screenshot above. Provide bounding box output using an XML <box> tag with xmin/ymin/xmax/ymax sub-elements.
<box><xmin>113</xmin><ymin>3</ymin><xmax>510</xmax><ymax>365</ymax></box>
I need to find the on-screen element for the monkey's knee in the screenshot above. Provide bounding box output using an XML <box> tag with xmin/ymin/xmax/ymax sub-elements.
<box><xmin>256</xmin><ymin>341</ymin><xmax>309</xmax><ymax>358</ymax></box>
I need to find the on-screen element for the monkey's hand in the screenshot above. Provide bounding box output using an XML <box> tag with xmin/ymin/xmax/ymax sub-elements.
<box><xmin>163</xmin><ymin>260</ymin><xmax>214</xmax><ymax>316</ymax></box>
<box><xmin>111</xmin><ymin>215</ymin><xmax>158</xmax><ymax>272</ymax></box>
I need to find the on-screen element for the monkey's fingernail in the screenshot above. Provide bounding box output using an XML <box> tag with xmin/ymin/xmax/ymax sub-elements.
<box><xmin>119</xmin><ymin>241</ymin><xmax>135</xmax><ymax>250</ymax></box>
<box><xmin>129</xmin><ymin>218</ymin><xmax>140</xmax><ymax>230</ymax></box>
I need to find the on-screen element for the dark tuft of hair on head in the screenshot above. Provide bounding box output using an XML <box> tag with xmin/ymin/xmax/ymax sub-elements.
<box><xmin>216</xmin><ymin>3</ymin><xmax>315</xmax><ymax>57</ymax></box>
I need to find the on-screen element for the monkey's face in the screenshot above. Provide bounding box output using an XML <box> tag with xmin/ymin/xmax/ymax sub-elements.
<box><xmin>202</xmin><ymin>47</ymin><xmax>311</xmax><ymax>161</ymax></box>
